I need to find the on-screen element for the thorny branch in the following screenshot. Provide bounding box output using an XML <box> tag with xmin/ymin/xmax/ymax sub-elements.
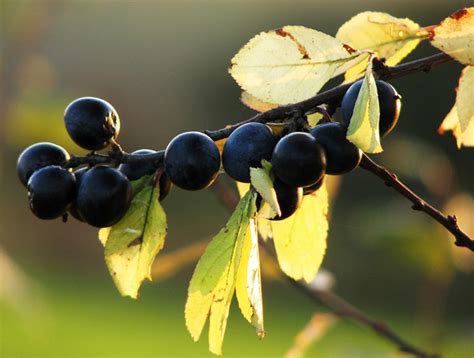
<box><xmin>62</xmin><ymin>51</ymin><xmax>473</xmax><ymax>251</ymax></box>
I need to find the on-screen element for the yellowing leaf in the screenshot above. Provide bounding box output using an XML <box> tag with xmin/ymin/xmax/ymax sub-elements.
<box><xmin>250</xmin><ymin>165</ymin><xmax>280</xmax><ymax>218</ymax></box>
<box><xmin>336</xmin><ymin>12</ymin><xmax>424</xmax><ymax>81</ymax></box>
<box><xmin>439</xmin><ymin>66</ymin><xmax>474</xmax><ymax>147</ymax></box>
<box><xmin>241</xmin><ymin>91</ymin><xmax>279</xmax><ymax>112</ymax></box>
<box><xmin>431</xmin><ymin>8</ymin><xmax>474</xmax><ymax>65</ymax></box>
<box><xmin>229</xmin><ymin>26</ymin><xmax>360</xmax><ymax>105</ymax></box>
<box><xmin>236</xmin><ymin>181</ymin><xmax>250</xmax><ymax>198</ymax></box>
<box><xmin>307</xmin><ymin>112</ymin><xmax>324</xmax><ymax>127</ymax></box>
<box><xmin>258</xmin><ymin>184</ymin><xmax>329</xmax><ymax>283</ymax></box>
<box><xmin>346</xmin><ymin>61</ymin><xmax>383</xmax><ymax>153</ymax></box>
<box><xmin>235</xmin><ymin>219</ymin><xmax>264</xmax><ymax>337</ymax></box>
<box><xmin>99</xmin><ymin>175</ymin><xmax>167</xmax><ymax>299</ymax></box>
<box><xmin>185</xmin><ymin>191</ymin><xmax>258</xmax><ymax>355</ymax></box>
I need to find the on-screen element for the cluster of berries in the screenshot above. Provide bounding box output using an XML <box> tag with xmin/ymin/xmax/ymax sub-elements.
<box><xmin>164</xmin><ymin>79</ymin><xmax>400</xmax><ymax>220</ymax></box>
<box><xmin>17</xmin><ymin>79</ymin><xmax>400</xmax><ymax>226</ymax></box>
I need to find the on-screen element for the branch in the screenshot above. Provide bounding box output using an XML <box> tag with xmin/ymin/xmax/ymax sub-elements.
<box><xmin>287</xmin><ymin>279</ymin><xmax>438</xmax><ymax>358</ymax></box>
<box><xmin>360</xmin><ymin>154</ymin><xmax>474</xmax><ymax>251</ymax></box>
<box><xmin>62</xmin><ymin>52</ymin><xmax>473</xmax><ymax>251</ymax></box>
<box><xmin>212</xmin><ymin>178</ymin><xmax>437</xmax><ymax>358</ymax></box>
<box><xmin>204</xmin><ymin>52</ymin><xmax>453</xmax><ymax>141</ymax></box>
<box><xmin>65</xmin><ymin>51</ymin><xmax>453</xmax><ymax>169</ymax></box>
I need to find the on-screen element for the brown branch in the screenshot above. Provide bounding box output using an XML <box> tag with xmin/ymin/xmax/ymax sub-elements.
<box><xmin>212</xmin><ymin>178</ymin><xmax>437</xmax><ymax>358</ymax></box>
<box><xmin>65</xmin><ymin>52</ymin><xmax>452</xmax><ymax>166</ymax></box>
<box><xmin>62</xmin><ymin>51</ymin><xmax>473</xmax><ymax>252</ymax></box>
<box><xmin>204</xmin><ymin>52</ymin><xmax>453</xmax><ymax>141</ymax></box>
<box><xmin>360</xmin><ymin>154</ymin><xmax>474</xmax><ymax>251</ymax></box>
<box><xmin>287</xmin><ymin>280</ymin><xmax>438</xmax><ymax>358</ymax></box>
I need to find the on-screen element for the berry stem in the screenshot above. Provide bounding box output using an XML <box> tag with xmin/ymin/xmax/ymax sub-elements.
<box><xmin>360</xmin><ymin>154</ymin><xmax>474</xmax><ymax>251</ymax></box>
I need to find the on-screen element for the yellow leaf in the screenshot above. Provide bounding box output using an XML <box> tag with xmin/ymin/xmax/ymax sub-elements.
<box><xmin>241</xmin><ymin>91</ymin><xmax>279</xmax><ymax>112</ymax></box>
<box><xmin>229</xmin><ymin>26</ymin><xmax>360</xmax><ymax>105</ymax></box>
<box><xmin>258</xmin><ymin>184</ymin><xmax>329</xmax><ymax>283</ymax></box>
<box><xmin>346</xmin><ymin>61</ymin><xmax>383</xmax><ymax>153</ymax></box>
<box><xmin>336</xmin><ymin>12</ymin><xmax>424</xmax><ymax>81</ymax></box>
<box><xmin>100</xmin><ymin>176</ymin><xmax>167</xmax><ymax>299</ymax></box>
<box><xmin>439</xmin><ymin>66</ymin><xmax>474</xmax><ymax>147</ymax></box>
<box><xmin>236</xmin><ymin>181</ymin><xmax>250</xmax><ymax>198</ymax></box>
<box><xmin>250</xmin><ymin>165</ymin><xmax>280</xmax><ymax>218</ymax></box>
<box><xmin>185</xmin><ymin>191</ymin><xmax>257</xmax><ymax>355</ymax></box>
<box><xmin>431</xmin><ymin>8</ymin><xmax>474</xmax><ymax>65</ymax></box>
<box><xmin>235</xmin><ymin>219</ymin><xmax>264</xmax><ymax>337</ymax></box>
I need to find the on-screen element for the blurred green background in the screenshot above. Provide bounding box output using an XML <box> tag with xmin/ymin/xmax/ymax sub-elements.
<box><xmin>1</xmin><ymin>0</ymin><xmax>473</xmax><ymax>356</ymax></box>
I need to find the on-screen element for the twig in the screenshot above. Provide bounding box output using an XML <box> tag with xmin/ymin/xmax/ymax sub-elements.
<box><xmin>211</xmin><ymin>178</ymin><xmax>437</xmax><ymax>358</ymax></box>
<box><xmin>204</xmin><ymin>52</ymin><xmax>453</xmax><ymax>141</ymax></box>
<box><xmin>288</xmin><ymin>280</ymin><xmax>438</xmax><ymax>358</ymax></box>
<box><xmin>61</xmin><ymin>51</ymin><xmax>472</xmax><ymax>252</ymax></box>
<box><xmin>360</xmin><ymin>154</ymin><xmax>474</xmax><ymax>251</ymax></box>
<box><xmin>65</xmin><ymin>52</ymin><xmax>452</xmax><ymax>167</ymax></box>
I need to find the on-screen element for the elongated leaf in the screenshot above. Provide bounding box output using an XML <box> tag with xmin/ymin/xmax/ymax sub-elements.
<box><xmin>439</xmin><ymin>66</ymin><xmax>474</xmax><ymax>147</ymax></box>
<box><xmin>235</xmin><ymin>218</ymin><xmax>264</xmax><ymax>337</ymax></box>
<box><xmin>185</xmin><ymin>191</ymin><xmax>257</xmax><ymax>355</ymax></box>
<box><xmin>337</xmin><ymin>12</ymin><xmax>424</xmax><ymax>81</ymax></box>
<box><xmin>99</xmin><ymin>175</ymin><xmax>167</xmax><ymax>299</ymax></box>
<box><xmin>259</xmin><ymin>185</ymin><xmax>329</xmax><ymax>283</ymax></box>
<box><xmin>431</xmin><ymin>8</ymin><xmax>474</xmax><ymax>65</ymax></box>
<box><xmin>229</xmin><ymin>26</ymin><xmax>360</xmax><ymax>105</ymax></box>
<box><xmin>346</xmin><ymin>61</ymin><xmax>383</xmax><ymax>153</ymax></box>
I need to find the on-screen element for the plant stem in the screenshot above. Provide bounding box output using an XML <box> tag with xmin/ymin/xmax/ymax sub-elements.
<box><xmin>62</xmin><ymin>51</ymin><xmax>473</xmax><ymax>251</ymax></box>
<box><xmin>359</xmin><ymin>154</ymin><xmax>474</xmax><ymax>251</ymax></box>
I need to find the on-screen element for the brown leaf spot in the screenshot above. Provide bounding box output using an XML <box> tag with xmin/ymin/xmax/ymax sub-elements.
<box><xmin>274</xmin><ymin>28</ymin><xmax>311</xmax><ymax>60</ymax></box>
<box><xmin>450</xmin><ymin>8</ymin><xmax>468</xmax><ymax>20</ymax></box>
<box><xmin>343</xmin><ymin>44</ymin><xmax>357</xmax><ymax>54</ymax></box>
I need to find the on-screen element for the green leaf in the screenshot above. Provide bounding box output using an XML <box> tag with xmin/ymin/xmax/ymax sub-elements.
<box><xmin>336</xmin><ymin>11</ymin><xmax>425</xmax><ymax>81</ymax></box>
<box><xmin>235</xmin><ymin>182</ymin><xmax>330</xmax><ymax>282</ymax></box>
<box><xmin>229</xmin><ymin>26</ymin><xmax>360</xmax><ymax>105</ymax></box>
<box><xmin>98</xmin><ymin>175</ymin><xmax>167</xmax><ymax>299</ymax></box>
<box><xmin>431</xmin><ymin>8</ymin><xmax>474</xmax><ymax>65</ymax></box>
<box><xmin>346</xmin><ymin>61</ymin><xmax>383</xmax><ymax>153</ymax></box>
<box><xmin>250</xmin><ymin>162</ymin><xmax>280</xmax><ymax>218</ymax></box>
<box><xmin>185</xmin><ymin>191</ymin><xmax>258</xmax><ymax>355</ymax></box>
<box><xmin>235</xmin><ymin>218</ymin><xmax>264</xmax><ymax>337</ymax></box>
<box><xmin>258</xmin><ymin>184</ymin><xmax>329</xmax><ymax>283</ymax></box>
<box><xmin>438</xmin><ymin>66</ymin><xmax>474</xmax><ymax>147</ymax></box>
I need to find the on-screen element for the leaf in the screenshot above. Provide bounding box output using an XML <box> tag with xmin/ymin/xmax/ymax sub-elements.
<box><xmin>336</xmin><ymin>12</ymin><xmax>424</xmax><ymax>81</ymax></box>
<box><xmin>250</xmin><ymin>163</ymin><xmax>280</xmax><ymax>218</ymax></box>
<box><xmin>431</xmin><ymin>8</ymin><xmax>474</xmax><ymax>65</ymax></box>
<box><xmin>259</xmin><ymin>184</ymin><xmax>329</xmax><ymax>283</ymax></box>
<box><xmin>346</xmin><ymin>61</ymin><xmax>383</xmax><ymax>153</ymax></box>
<box><xmin>98</xmin><ymin>175</ymin><xmax>167</xmax><ymax>299</ymax></box>
<box><xmin>241</xmin><ymin>91</ymin><xmax>279</xmax><ymax>112</ymax></box>
<box><xmin>235</xmin><ymin>218</ymin><xmax>264</xmax><ymax>337</ymax></box>
<box><xmin>185</xmin><ymin>191</ymin><xmax>258</xmax><ymax>355</ymax></box>
<box><xmin>438</xmin><ymin>66</ymin><xmax>474</xmax><ymax>147</ymax></box>
<box><xmin>229</xmin><ymin>26</ymin><xmax>360</xmax><ymax>105</ymax></box>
